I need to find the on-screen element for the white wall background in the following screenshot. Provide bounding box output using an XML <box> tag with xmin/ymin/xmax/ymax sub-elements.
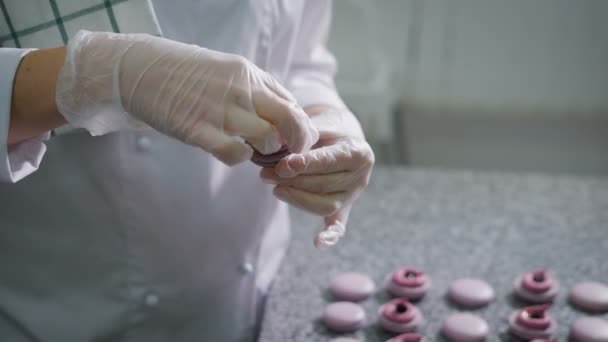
<box><xmin>328</xmin><ymin>0</ymin><xmax>608</xmax><ymax>174</ymax></box>
<box><xmin>330</xmin><ymin>0</ymin><xmax>608</xmax><ymax>111</ymax></box>
<box><xmin>412</xmin><ymin>0</ymin><xmax>608</xmax><ymax>112</ymax></box>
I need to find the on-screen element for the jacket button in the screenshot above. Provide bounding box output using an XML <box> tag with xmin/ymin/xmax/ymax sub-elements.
<box><xmin>144</xmin><ymin>293</ymin><xmax>159</xmax><ymax>306</ymax></box>
<box><xmin>137</xmin><ymin>136</ymin><xmax>151</xmax><ymax>152</ymax></box>
<box><xmin>240</xmin><ymin>262</ymin><xmax>254</xmax><ymax>274</ymax></box>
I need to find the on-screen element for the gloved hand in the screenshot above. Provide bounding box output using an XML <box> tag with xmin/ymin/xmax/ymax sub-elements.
<box><xmin>260</xmin><ymin>108</ymin><xmax>374</xmax><ymax>248</ymax></box>
<box><xmin>56</xmin><ymin>30</ymin><xmax>318</xmax><ymax>165</ymax></box>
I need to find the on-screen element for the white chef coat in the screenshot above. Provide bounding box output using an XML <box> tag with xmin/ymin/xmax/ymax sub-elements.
<box><xmin>0</xmin><ymin>1</ymin><xmax>345</xmax><ymax>341</ymax></box>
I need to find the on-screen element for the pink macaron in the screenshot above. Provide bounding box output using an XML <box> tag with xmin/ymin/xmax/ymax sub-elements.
<box><xmin>508</xmin><ymin>304</ymin><xmax>557</xmax><ymax>340</ymax></box>
<box><xmin>330</xmin><ymin>272</ymin><xmax>376</xmax><ymax>302</ymax></box>
<box><xmin>250</xmin><ymin>144</ymin><xmax>291</xmax><ymax>167</ymax></box>
<box><xmin>441</xmin><ymin>313</ymin><xmax>489</xmax><ymax>342</ymax></box>
<box><xmin>448</xmin><ymin>278</ymin><xmax>495</xmax><ymax>308</ymax></box>
<box><xmin>378</xmin><ymin>298</ymin><xmax>424</xmax><ymax>333</ymax></box>
<box><xmin>385</xmin><ymin>266</ymin><xmax>431</xmax><ymax>300</ymax></box>
<box><xmin>570</xmin><ymin>281</ymin><xmax>608</xmax><ymax>313</ymax></box>
<box><xmin>513</xmin><ymin>269</ymin><xmax>559</xmax><ymax>303</ymax></box>
<box><xmin>322</xmin><ymin>302</ymin><xmax>366</xmax><ymax>333</ymax></box>
<box><xmin>570</xmin><ymin>317</ymin><xmax>608</xmax><ymax>342</ymax></box>
<box><xmin>387</xmin><ymin>332</ymin><xmax>424</xmax><ymax>342</ymax></box>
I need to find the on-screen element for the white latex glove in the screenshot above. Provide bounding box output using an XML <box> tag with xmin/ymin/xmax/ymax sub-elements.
<box><xmin>56</xmin><ymin>30</ymin><xmax>318</xmax><ymax>165</ymax></box>
<box><xmin>260</xmin><ymin>108</ymin><xmax>374</xmax><ymax>248</ymax></box>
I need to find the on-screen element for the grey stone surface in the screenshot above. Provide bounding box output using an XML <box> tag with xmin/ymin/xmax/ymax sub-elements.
<box><xmin>259</xmin><ymin>167</ymin><xmax>608</xmax><ymax>341</ymax></box>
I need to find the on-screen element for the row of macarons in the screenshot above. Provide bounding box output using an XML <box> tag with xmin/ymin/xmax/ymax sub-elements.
<box><xmin>321</xmin><ymin>267</ymin><xmax>608</xmax><ymax>341</ymax></box>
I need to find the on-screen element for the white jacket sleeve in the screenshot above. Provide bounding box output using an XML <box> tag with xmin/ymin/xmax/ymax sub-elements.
<box><xmin>286</xmin><ymin>0</ymin><xmax>347</xmax><ymax>110</ymax></box>
<box><xmin>0</xmin><ymin>48</ymin><xmax>50</xmax><ymax>183</ymax></box>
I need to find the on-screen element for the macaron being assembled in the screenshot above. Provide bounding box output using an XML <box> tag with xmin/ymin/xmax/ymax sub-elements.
<box><xmin>513</xmin><ymin>269</ymin><xmax>559</xmax><ymax>303</ymax></box>
<box><xmin>250</xmin><ymin>144</ymin><xmax>291</xmax><ymax>167</ymax></box>
<box><xmin>323</xmin><ymin>302</ymin><xmax>366</xmax><ymax>333</ymax></box>
<box><xmin>508</xmin><ymin>304</ymin><xmax>557</xmax><ymax>340</ymax></box>
<box><xmin>448</xmin><ymin>278</ymin><xmax>495</xmax><ymax>308</ymax></box>
<box><xmin>385</xmin><ymin>266</ymin><xmax>432</xmax><ymax>300</ymax></box>
<box><xmin>441</xmin><ymin>313</ymin><xmax>489</xmax><ymax>342</ymax></box>
<box><xmin>570</xmin><ymin>317</ymin><xmax>608</xmax><ymax>342</ymax></box>
<box><xmin>378</xmin><ymin>298</ymin><xmax>424</xmax><ymax>333</ymax></box>
<box><xmin>570</xmin><ymin>281</ymin><xmax>608</xmax><ymax>312</ymax></box>
<box><xmin>330</xmin><ymin>272</ymin><xmax>376</xmax><ymax>302</ymax></box>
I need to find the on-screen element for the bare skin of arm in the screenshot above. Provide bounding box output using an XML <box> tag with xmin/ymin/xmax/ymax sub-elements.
<box><xmin>8</xmin><ymin>46</ymin><xmax>67</xmax><ymax>145</ymax></box>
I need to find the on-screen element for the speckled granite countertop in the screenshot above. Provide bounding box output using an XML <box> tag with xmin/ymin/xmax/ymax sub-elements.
<box><xmin>259</xmin><ymin>167</ymin><xmax>608</xmax><ymax>341</ymax></box>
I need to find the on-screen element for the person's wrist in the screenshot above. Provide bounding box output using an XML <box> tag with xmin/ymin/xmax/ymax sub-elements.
<box><xmin>56</xmin><ymin>30</ymin><xmax>146</xmax><ymax>135</ymax></box>
<box><xmin>309</xmin><ymin>107</ymin><xmax>365</xmax><ymax>142</ymax></box>
<box><xmin>8</xmin><ymin>47</ymin><xmax>69</xmax><ymax>144</ymax></box>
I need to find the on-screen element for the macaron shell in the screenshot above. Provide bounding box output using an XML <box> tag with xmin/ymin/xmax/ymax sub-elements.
<box><xmin>330</xmin><ymin>272</ymin><xmax>376</xmax><ymax>302</ymax></box>
<box><xmin>378</xmin><ymin>304</ymin><xmax>424</xmax><ymax>333</ymax></box>
<box><xmin>391</xmin><ymin>267</ymin><xmax>428</xmax><ymax>287</ymax></box>
<box><xmin>513</xmin><ymin>275</ymin><xmax>559</xmax><ymax>303</ymax></box>
<box><xmin>385</xmin><ymin>274</ymin><xmax>432</xmax><ymax>299</ymax></box>
<box><xmin>388</xmin><ymin>333</ymin><xmax>424</xmax><ymax>342</ymax></box>
<box><xmin>448</xmin><ymin>278</ymin><xmax>495</xmax><ymax>308</ymax></box>
<box><xmin>441</xmin><ymin>313</ymin><xmax>489</xmax><ymax>342</ymax></box>
<box><xmin>570</xmin><ymin>317</ymin><xmax>608</xmax><ymax>342</ymax></box>
<box><xmin>508</xmin><ymin>311</ymin><xmax>557</xmax><ymax>340</ymax></box>
<box><xmin>250</xmin><ymin>145</ymin><xmax>291</xmax><ymax>167</ymax></box>
<box><xmin>382</xmin><ymin>299</ymin><xmax>416</xmax><ymax>323</ymax></box>
<box><xmin>323</xmin><ymin>302</ymin><xmax>366</xmax><ymax>332</ymax></box>
<box><xmin>570</xmin><ymin>281</ymin><xmax>608</xmax><ymax>312</ymax></box>
<box><xmin>522</xmin><ymin>271</ymin><xmax>553</xmax><ymax>292</ymax></box>
<box><xmin>515</xmin><ymin>304</ymin><xmax>552</xmax><ymax>330</ymax></box>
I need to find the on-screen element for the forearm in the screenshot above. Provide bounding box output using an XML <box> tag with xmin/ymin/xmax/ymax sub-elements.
<box><xmin>8</xmin><ymin>46</ymin><xmax>67</xmax><ymax>145</ymax></box>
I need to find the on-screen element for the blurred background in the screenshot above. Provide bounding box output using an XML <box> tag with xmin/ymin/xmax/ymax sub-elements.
<box><xmin>328</xmin><ymin>0</ymin><xmax>608</xmax><ymax>174</ymax></box>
